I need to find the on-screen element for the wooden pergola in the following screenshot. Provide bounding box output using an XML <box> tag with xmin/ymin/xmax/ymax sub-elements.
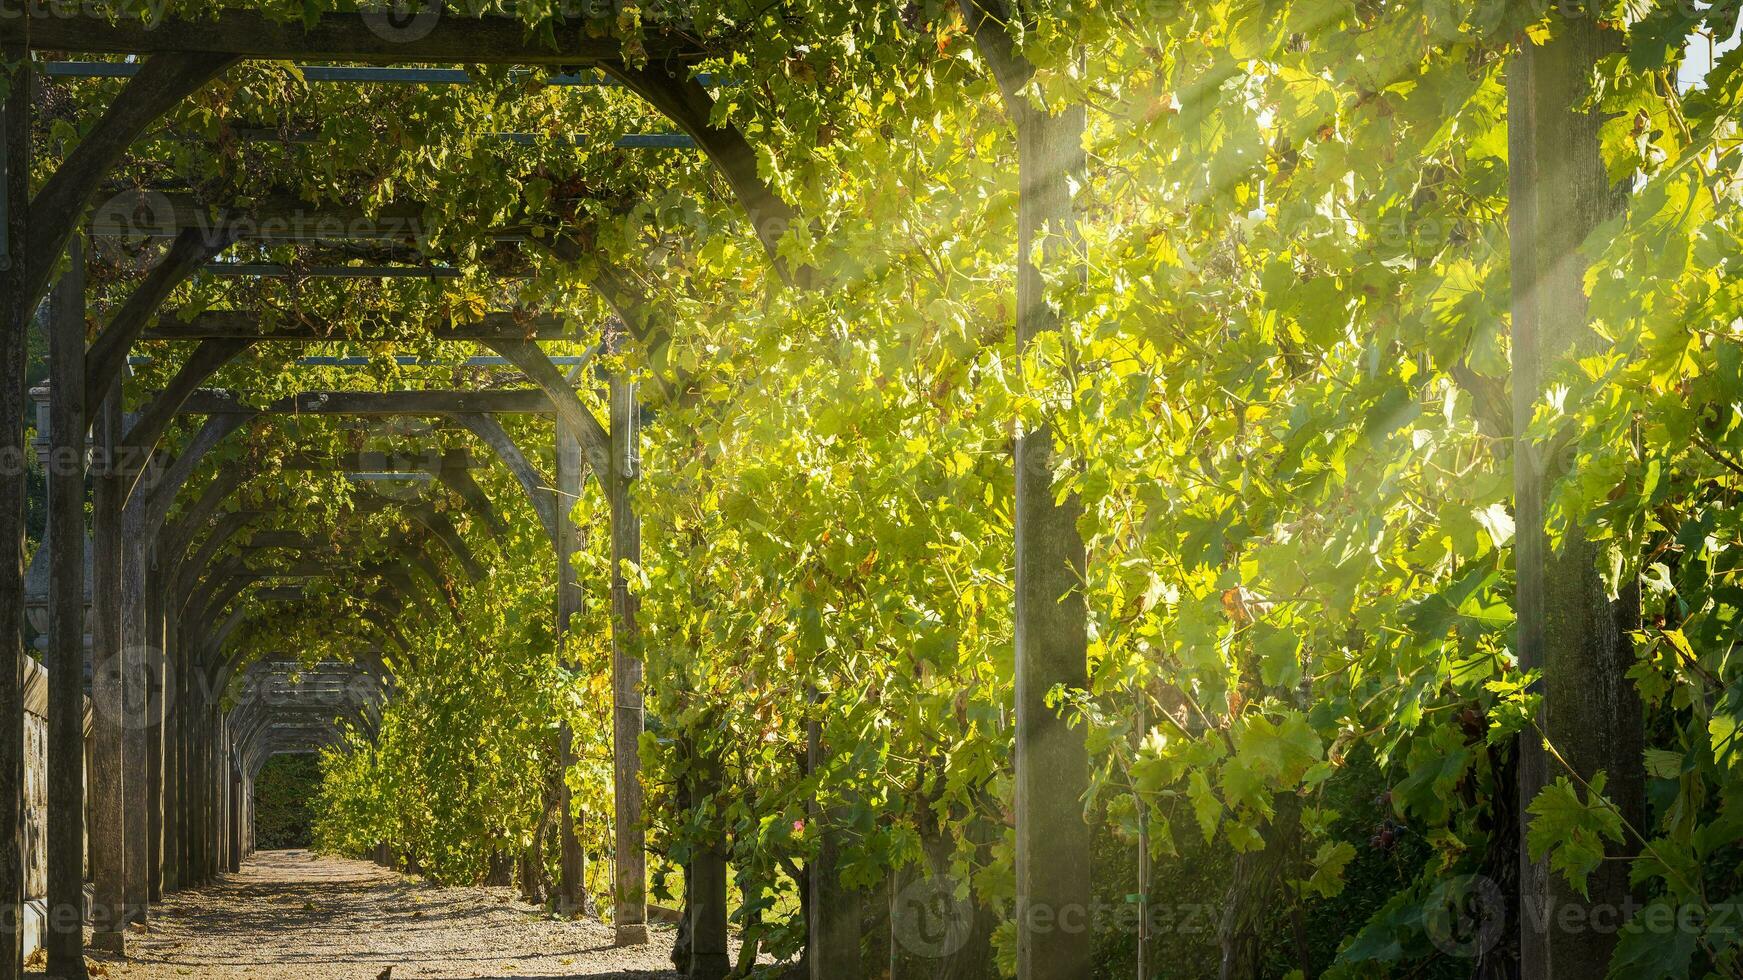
<box><xmin>0</xmin><ymin>7</ymin><xmax>1093</xmax><ymax>980</ymax></box>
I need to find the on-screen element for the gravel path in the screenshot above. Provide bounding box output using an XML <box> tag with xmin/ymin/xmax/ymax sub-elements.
<box><xmin>80</xmin><ymin>850</ymin><xmax>681</xmax><ymax>980</ymax></box>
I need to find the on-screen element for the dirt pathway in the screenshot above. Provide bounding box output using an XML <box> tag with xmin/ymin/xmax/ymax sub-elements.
<box><xmin>77</xmin><ymin>850</ymin><xmax>680</xmax><ymax>980</ymax></box>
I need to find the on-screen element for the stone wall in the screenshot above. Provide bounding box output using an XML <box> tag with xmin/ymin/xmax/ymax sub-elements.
<box><xmin>20</xmin><ymin>654</ymin><xmax>91</xmax><ymax>961</ymax></box>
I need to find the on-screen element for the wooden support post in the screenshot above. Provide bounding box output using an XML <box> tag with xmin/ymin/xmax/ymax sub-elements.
<box><xmin>957</xmin><ymin>7</ymin><xmax>1093</xmax><ymax>976</ymax></box>
<box><xmin>1008</xmin><ymin>94</ymin><xmax>1093</xmax><ymax>980</ymax></box>
<box><xmin>1507</xmin><ymin>12</ymin><xmax>1645</xmax><ymax>978</ymax></box>
<box><xmin>519</xmin><ymin>837</ymin><xmax>543</xmax><ymax>904</ymax></box>
<box><xmin>887</xmin><ymin>864</ymin><xmax>919</xmax><ymax>980</ymax></box>
<box><xmin>688</xmin><ymin>756</ymin><xmax>730</xmax><ymax>980</ymax></box>
<box><xmin>177</xmin><ymin>643</ymin><xmax>196</xmax><ymax>888</ymax></box>
<box><xmin>807</xmin><ymin>707</ymin><xmax>861</xmax><ymax>980</ymax></box>
<box><xmin>553</xmin><ymin>421</ymin><xmax>586</xmax><ymax>917</ymax></box>
<box><xmin>204</xmin><ymin>708</ymin><xmax>219</xmax><ymax>880</ymax></box>
<box><xmin>227</xmin><ymin>766</ymin><xmax>241</xmax><ymax>873</ymax></box>
<box><xmin>146</xmin><ymin>555</ymin><xmax>166</xmax><ymax>902</ymax></box>
<box><xmin>236</xmin><ymin>747</ymin><xmax>246</xmax><ymax>865</ymax></box>
<box><xmin>200</xmin><ymin>705</ymin><xmax>214</xmax><ymax>884</ymax></box>
<box><xmin>688</xmin><ymin>850</ymin><xmax>730</xmax><ymax>980</ymax></box>
<box><xmin>90</xmin><ymin>392</ymin><xmax>128</xmax><ymax>952</ymax></box>
<box><xmin>241</xmin><ymin>771</ymin><xmax>252</xmax><ymax>859</ymax></box>
<box><xmin>608</xmin><ymin>376</ymin><xmax>647</xmax><ymax>946</ymax></box>
<box><xmin>211</xmin><ymin>723</ymin><xmax>223</xmax><ymax>876</ymax></box>
<box><xmin>46</xmin><ymin>234</ymin><xmax>90</xmax><ymax>979</ymax></box>
<box><xmin>121</xmin><ymin>495</ymin><xmax>150</xmax><ymax>922</ymax></box>
<box><xmin>0</xmin><ymin>45</ymin><xmax>30</xmax><ymax>980</ymax></box>
<box><xmin>1135</xmin><ymin>691</ymin><xmax>1151</xmax><ymax>980</ymax></box>
<box><xmin>221</xmin><ymin>721</ymin><xmax>232</xmax><ymax>873</ymax></box>
<box><xmin>190</xmin><ymin>705</ymin><xmax>203</xmax><ymax>886</ymax></box>
<box><xmin>161</xmin><ymin>601</ymin><xmax>180</xmax><ymax>894</ymax></box>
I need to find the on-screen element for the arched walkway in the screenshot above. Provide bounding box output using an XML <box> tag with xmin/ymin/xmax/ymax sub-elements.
<box><xmin>74</xmin><ymin>851</ymin><xmax>683</xmax><ymax>980</ymax></box>
<box><xmin>0</xmin><ymin>7</ymin><xmax>1093</xmax><ymax>980</ymax></box>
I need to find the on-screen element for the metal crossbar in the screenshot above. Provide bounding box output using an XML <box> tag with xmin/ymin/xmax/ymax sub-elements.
<box><xmin>225</xmin><ymin>126</ymin><xmax>695</xmax><ymax>150</ymax></box>
<box><xmin>127</xmin><ymin>356</ymin><xmax>597</xmax><ymax>368</ymax></box>
<box><xmin>48</xmin><ymin>62</ymin><xmax>700</xmax><ymax>149</ymax></box>
<box><xmin>43</xmin><ymin>62</ymin><xmax>607</xmax><ymax>85</ymax></box>
<box><xmin>42</xmin><ymin>61</ymin><xmax>720</xmax><ymax>87</ymax></box>
<box><xmin>201</xmin><ymin>263</ymin><xmax>462</xmax><ymax>278</ymax></box>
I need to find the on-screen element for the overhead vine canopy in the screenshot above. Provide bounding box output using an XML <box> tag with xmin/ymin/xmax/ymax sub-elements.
<box><xmin>14</xmin><ymin>0</ymin><xmax>1743</xmax><ymax>978</ymax></box>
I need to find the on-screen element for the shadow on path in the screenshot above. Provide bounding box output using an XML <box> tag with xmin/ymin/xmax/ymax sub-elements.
<box><xmin>41</xmin><ymin>850</ymin><xmax>680</xmax><ymax>980</ymax></box>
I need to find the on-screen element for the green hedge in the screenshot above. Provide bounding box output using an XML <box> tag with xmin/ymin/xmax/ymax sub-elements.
<box><xmin>254</xmin><ymin>755</ymin><xmax>323</xmax><ymax>851</ymax></box>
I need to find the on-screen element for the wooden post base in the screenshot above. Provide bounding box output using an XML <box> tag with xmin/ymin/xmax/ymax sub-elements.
<box><xmin>690</xmin><ymin>953</ymin><xmax>731</xmax><ymax>980</ymax></box>
<box><xmin>614</xmin><ymin>923</ymin><xmax>648</xmax><ymax>946</ymax></box>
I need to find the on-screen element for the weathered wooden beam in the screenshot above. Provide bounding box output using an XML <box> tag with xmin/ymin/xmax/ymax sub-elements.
<box><xmin>178</xmin><ymin>388</ymin><xmax>556</xmax><ymax>416</ymax></box>
<box><xmin>177</xmin><ymin>514</ymin><xmax>473</xmax><ymax>650</ymax></box>
<box><xmin>584</xmin><ymin>263</ymin><xmax>688</xmax><ymax>405</ymax></box>
<box><xmin>90</xmin><ymin>390</ymin><xmax>128</xmax><ymax>953</ymax></box>
<box><xmin>180</xmin><ymin>556</ymin><xmax>252</xmax><ymax>624</ymax></box>
<box><xmin>278</xmin><ymin>449</ymin><xmax>481</xmax><ymax>471</ymax></box>
<box><xmin>86</xmin><ymin>228</ymin><xmax>237</xmax><ymax>408</ymax></box>
<box><xmin>171</xmin><ymin>512</ymin><xmax>271</xmax><ymax>605</ymax></box>
<box><xmin>448</xmin><ymin>413</ymin><xmax>558</xmax><ymax>546</ymax></box>
<box><xmin>434</xmin><ymin>466</ymin><xmax>509</xmax><ymax>539</ymax></box>
<box><xmin>608</xmin><ymin>375</ymin><xmax>647</xmax><ymax>946</ymax></box>
<box><xmin>807</xmin><ymin>700</ymin><xmax>862</xmax><ymax>980</ymax></box>
<box><xmin>409</xmin><ymin>505</ymin><xmax>486</xmax><ymax>584</ymax></box>
<box><xmin>120</xmin><ymin>495</ymin><xmax>149</xmax><ymax>926</ymax></box>
<box><xmin>236</xmin><ymin>719</ymin><xmax>346</xmax><ymax>762</ymax></box>
<box><xmin>233</xmin><ymin>527</ymin><xmax>444</xmax><ymax>607</ymax></box>
<box><xmin>553</xmin><ymin>418</ymin><xmax>585</xmax><ymax>918</ymax></box>
<box><xmin>208</xmin><ymin>598</ymin><xmax>411</xmax><ymax>690</ymax></box>
<box><xmin>156</xmin><ymin>444</ymin><xmax>484</xmax><ymax>600</ymax></box>
<box><xmin>486</xmin><ymin>339</ymin><xmax>609</xmax><ymax>471</ymax></box>
<box><xmin>88</xmin><ymin>191</ymin><xmax>448</xmax><ymax>243</ymax></box>
<box><xmin>203</xmin><ymin>707</ymin><xmax>220</xmax><ymax>880</ymax></box>
<box><xmin>236</xmin><ymin>560</ymin><xmax>361</xmax><ymax>580</ymax></box>
<box><xmin>147</xmin><ymin>310</ymin><xmax>566</xmax><ymax>342</ymax></box>
<box><xmin>395</xmin><ymin>536</ymin><xmax>455</xmax><ymax>614</ymax></box>
<box><xmin>142</xmin><ymin>415</ymin><xmax>255</xmax><ymax>540</ymax></box>
<box><xmin>235</xmin><ymin>531</ymin><xmax>312</xmax><ymax>551</ymax></box>
<box><xmin>4</xmin><ymin>11</ymin><xmax>705</xmax><ymax>65</ymax></box>
<box><xmin>161</xmin><ymin>591</ymin><xmax>182</xmax><ymax>895</ymax></box>
<box><xmin>174</xmin><ymin>626</ymin><xmax>197</xmax><ymax>890</ymax></box>
<box><xmin>144</xmin><ymin>549</ymin><xmax>167</xmax><ymax>905</ymax></box>
<box><xmin>182</xmin><ymin>538</ymin><xmax>420</xmax><ymax>614</ymax></box>
<box><xmin>23</xmin><ymin>54</ymin><xmax>235</xmax><ymax>316</ymax></box>
<box><xmin>688</xmin><ymin>774</ymin><xmax>731</xmax><ymax>980</ymax></box>
<box><xmin>90</xmin><ymin>190</ymin><xmax>588</xmax><ymax>244</ymax></box>
<box><xmin>121</xmin><ymin>339</ymin><xmax>255</xmax><ymax>482</ymax></box>
<box><xmin>160</xmin><ymin>473</ymin><xmax>252</xmax><ymax>557</ymax></box>
<box><xmin>227</xmin><ymin>737</ymin><xmax>241</xmax><ymax>872</ymax></box>
<box><xmin>45</xmin><ymin>235</ymin><xmax>90</xmax><ymax>979</ymax></box>
<box><xmin>959</xmin><ymin>6</ymin><xmax>1093</xmax><ymax>979</ymax></box>
<box><xmin>602</xmin><ymin>65</ymin><xmax>800</xmax><ymax>282</ymax></box>
<box><xmin>1507</xmin><ymin>15</ymin><xmax>1644</xmax><ymax>978</ymax></box>
<box><xmin>0</xmin><ymin>51</ymin><xmax>29</xmax><ymax>980</ymax></box>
